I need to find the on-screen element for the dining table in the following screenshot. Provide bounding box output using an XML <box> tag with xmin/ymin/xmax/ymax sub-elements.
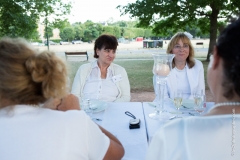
<box><xmin>92</xmin><ymin>102</ymin><xmax>148</xmax><ymax>160</ymax></box>
<box><xmin>90</xmin><ymin>100</ymin><xmax>215</xmax><ymax>160</ymax></box>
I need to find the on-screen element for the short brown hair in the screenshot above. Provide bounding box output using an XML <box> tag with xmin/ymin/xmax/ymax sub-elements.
<box><xmin>94</xmin><ymin>34</ymin><xmax>118</xmax><ymax>58</ymax></box>
<box><xmin>0</xmin><ymin>37</ymin><xmax>68</xmax><ymax>107</ymax></box>
<box><xmin>167</xmin><ymin>32</ymin><xmax>195</xmax><ymax>68</ymax></box>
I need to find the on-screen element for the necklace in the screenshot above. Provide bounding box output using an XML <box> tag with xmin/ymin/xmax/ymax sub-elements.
<box><xmin>213</xmin><ymin>102</ymin><xmax>240</xmax><ymax>108</ymax></box>
<box><xmin>24</xmin><ymin>104</ymin><xmax>42</xmax><ymax>108</ymax></box>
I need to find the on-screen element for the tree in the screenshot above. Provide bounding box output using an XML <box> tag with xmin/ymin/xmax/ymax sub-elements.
<box><xmin>52</xmin><ymin>19</ymin><xmax>71</xmax><ymax>31</ymax></box>
<box><xmin>84</xmin><ymin>29</ymin><xmax>99</xmax><ymax>42</ymax></box>
<box><xmin>44</xmin><ymin>26</ymin><xmax>53</xmax><ymax>39</ymax></box>
<box><xmin>118</xmin><ymin>0</ymin><xmax>240</xmax><ymax>61</ymax></box>
<box><xmin>73</xmin><ymin>25</ymin><xmax>84</xmax><ymax>40</ymax></box>
<box><xmin>60</xmin><ymin>27</ymin><xmax>75</xmax><ymax>41</ymax></box>
<box><xmin>0</xmin><ymin>0</ymin><xmax>72</xmax><ymax>39</ymax></box>
<box><xmin>0</xmin><ymin>1</ymin><xmax>38</xmax><ymax>38</ymax></box>
<box><xmin>83</xmin><ymin>20</ymin><xmax>102</xmax><ymax>41</ymax></box>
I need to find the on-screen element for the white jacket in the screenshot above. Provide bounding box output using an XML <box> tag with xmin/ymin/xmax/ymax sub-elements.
<box><xmin>153</xmin><ymin>59</ymin><xmax>205</xmax><ymax>100</ymax></box>
<box><xmin>146</xmin><ymin>115</ymin><xmax>240</xmax><ymax>160</ymax></box>
<box><xmin>71</xmin><ymin>61</ymin><xmax>131</xmax><ymax>102</ymax></box>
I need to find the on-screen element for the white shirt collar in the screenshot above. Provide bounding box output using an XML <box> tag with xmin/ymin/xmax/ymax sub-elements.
<box><xmin>92</xmin><ymin>60</ymin><xmax>112</xmax><ymax>72</ymax></box>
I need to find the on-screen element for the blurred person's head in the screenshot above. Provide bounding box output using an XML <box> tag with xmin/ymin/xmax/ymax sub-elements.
<box><xmin>167</xmin><ymin>32</ymin><xmax>195</xmax><ymax>68</ymax></box>
<box><xmin>207</xmin><ymin>18</ymin><xmax>240</xmax><ymax>100</ymax></box>
<box><xmin>0</xmin><ymin>37</ymin><xmax>68</xmax><ymax>108</ymax></box>
<box><xmin>94</xmin><ymin>34</ymin><xmax>118</xmax><ymax>65</ymax></box>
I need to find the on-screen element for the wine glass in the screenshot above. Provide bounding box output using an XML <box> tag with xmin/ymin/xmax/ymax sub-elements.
<box><xmin>81</xmin><ymin>94</ymin><xmax>92</xmax><ymax>117</ymax></box>
<box><xmin>193</xmin><ymin>94</ymin><xmax>206</xmax><ymax>115</ymax></box>
<box><xmin>149</xmin><ymin>54</ymin><xmax>174</xmax><ymax>120</ymax></box>
<box><xmin>173</xmin><ymin>91</ymin><xmax>183</xmax><ymax>118</ymax></box>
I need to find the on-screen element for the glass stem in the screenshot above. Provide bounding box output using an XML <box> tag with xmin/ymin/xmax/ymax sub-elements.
<box><xmin>157</xmin><ymin>77</ymin><xmax>166</xmax><ymax>114</ymax></box>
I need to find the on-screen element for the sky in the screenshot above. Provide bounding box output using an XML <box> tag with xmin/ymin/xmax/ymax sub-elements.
<box><xmin>67</xmin><ymin>0</ymin><xmax>137</xmax><ymax>24</ymax></box>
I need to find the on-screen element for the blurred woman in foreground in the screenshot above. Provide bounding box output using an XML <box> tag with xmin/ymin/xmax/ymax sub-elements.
<box><xmin>147</xmin><ymin>18</ymin><xmax>240</xmax><ymax>159</ymax></box>
<box><xmin>0</xmin><ymin>37</ymin><xmax>124</xmax><ymax>160</ymax></box>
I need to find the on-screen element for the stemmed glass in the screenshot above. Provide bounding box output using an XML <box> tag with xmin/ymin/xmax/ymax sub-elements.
<box><xmin>193</xmin><ymin>93</ymin><xmax>206</xmax><ymax>115</ymax></box>
<box><xmin>149</xmin><ymin>54</ymin><xmax>174</xmax><ymax>120</ymax></box>
<box><xmin>173</xmin><ymin>91</ymin><xmax>183</xmax><ymax>118</ymax></box>
<box><xmin>81</xmin><ymin>94</ymin><xmax>92</xmax><ymax>117</ymax></box>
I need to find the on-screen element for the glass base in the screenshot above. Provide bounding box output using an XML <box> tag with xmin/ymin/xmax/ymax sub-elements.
<box><xmin>149</xmin><ymin>112</ymin><xmax>169</xmax><ymax>120</ymax></box>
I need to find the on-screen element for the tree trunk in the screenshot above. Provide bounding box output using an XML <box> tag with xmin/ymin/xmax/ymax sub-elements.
<box><xmin>206</xmin><ymin>6</ymin><xmax>219</xmax><ymax>62</ymax></box>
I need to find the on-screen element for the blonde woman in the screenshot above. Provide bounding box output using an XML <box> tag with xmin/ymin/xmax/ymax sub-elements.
<box><xmin>153</xmin><ymin>32</ymin><xmax>205</xmax><ymax>100</ymax></box>
<box><xmin>147</xmin><ymin>18</ymin><xmax>240</xmax><ymax>160</ymax></box>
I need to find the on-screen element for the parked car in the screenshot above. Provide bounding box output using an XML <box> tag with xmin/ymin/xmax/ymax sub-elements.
<box><xmin>60</xmin><ymin>41</ymin><xmax>71</xmax><ymax>45</ymax></box>
<box><xmin>31</xmin><ymin>42</ymin><xmax>39</xmax><ymax>46</ymax></box>
<box><xmin>44</xmin><ymin>40</ymin><xmax>58</xmax><ymax>45</ymax></box>
<box><xmin>72</xmin><ymin>40</ymin><xmax>83</xmax><ymax>44</ymax></box>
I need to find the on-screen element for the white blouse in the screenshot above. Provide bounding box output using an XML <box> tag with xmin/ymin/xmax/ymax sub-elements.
<box><xmin>174</xmin><ymin>66</ymin><xmax>191</xmax><ymax>99</ymax></box>
<box><xmin>83</xmin><ymin>61</ymin><xmax>119</xmax><ymax>102</ymax></box>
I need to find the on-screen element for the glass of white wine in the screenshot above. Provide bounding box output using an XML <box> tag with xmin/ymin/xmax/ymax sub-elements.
<box><xmin>174</xmin><ymin>91</ymin><xmax>183</xmax><ymax>118</ymax></box>
<box><xmin>193</xmin><ymin>94</ymin><xmax>206</xmax><ymax>115</ymax></box>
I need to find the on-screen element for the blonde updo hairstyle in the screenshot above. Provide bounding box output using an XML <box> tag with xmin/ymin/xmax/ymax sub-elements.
<box><xmin>0</xmin><ymin>37</ymin><xmax>67</xmax><ymax>107</ymax></box>
<box><xmin>167</xmin><ymin>32</ymin><xmax>195</xmax><ymax>68</ymax></box>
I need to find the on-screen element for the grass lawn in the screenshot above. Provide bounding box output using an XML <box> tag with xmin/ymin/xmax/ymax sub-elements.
<box><xmin>66</xmin><ymin>58</ymin><xmax>210</xmax><ymax>93</ymax></box>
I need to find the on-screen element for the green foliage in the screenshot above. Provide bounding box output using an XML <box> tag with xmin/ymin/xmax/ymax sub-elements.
<box><xmin>144</xmin><ymin>29</ymin><xmax>153</xmax><ymax>38</ymax></box>
<box><xmin>102</xmin><ymin>26</ymin><xmax>121</xmax><ymax>38</ymax></box>
<box><xmin>0</xmin><ymin>0</ymin><xmax>72</xmax><ymax>39</ymax></box>
<box><xmin>113</xmin><ymin>26</ymin><xmax>121</xmax><ymax>38</ymax></box>
<box><xmin>52</xmin><ymin>19</ymin><xmax>71</xmax><ymax>31</ymax></box>
<box><xmin>73</xmin><ymin>25</ymin><xmax>84</xmax><ymax>40</ymax></box>
<box><xmin>60</xmin><ymin>27</ymin><xmax>75</xmax><ymax>41</ymax></box>
<box><xmin>82</xmin><ymin>20</ymin><xmax>102</xmax><ymax>41</ymax></box>
<box><xmin>44</xmin><ymin>26</ymin><xmax>53</xmax><ymax>38</ymax></box>
<box><xmin>31</xmin><ymin>39</ymin><xmax>42</xmax><ymax>43</ymax></box>
<box><xmin>119</xmin><ymin>21</ymin><xmax>128</xmax><ymax>27</ymax></box>
<box><xmin>118</xmin><ymin>0</ymin><xmax>240</xmax><ymax>60</ymax></box>
<box><xmin>102</xmin><ymin>26</ymin><xmax>115</xmax><ymax>35</ymax></box>
<box><xmin>30</xmin><ymin>29</ymin><xmax>41</xmax><ymax>40</ymax></box>
<box><xmin>0</xmin><ymin>1</ymin><xmax>38</xmax><ymax>38</ymax></box>
<box><xmin>83</xmin><ymin>29</ymin><xmax>99</xmax><ymax>41</ymax></box>
<box><xmin>50</xmin><ymin>39</ymin><xmax>61</xmax><ymax>43</ymax></box>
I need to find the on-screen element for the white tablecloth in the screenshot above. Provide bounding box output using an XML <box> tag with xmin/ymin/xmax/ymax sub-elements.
<box><xmin>92</xmin><ymin>102</ymin><xmax>148</xmax><ymax>160</ymax></box>
<box><xmin>142</xmin><ymin>101</ymin><xmax>215</xmax><ymax>142</ymax></box>
<box><xmin>90</xmin><ymin>101</ymin><xmax>214</xmax><ymax>159</ymax></box>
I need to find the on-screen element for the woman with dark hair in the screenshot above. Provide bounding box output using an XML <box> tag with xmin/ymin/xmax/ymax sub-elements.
<box><xmin>153</xmin><ymin>32</ymin><xmax>205</xmax><ymax>100</ymax></box>
<box><xmin>71</xmin><ymin>34</ymin><xmax>131</xmax><ymax>102</ymax></box>
<box><xmin>147</xmin><ymin>18</ymin><xmax>240</xmax><ymax>159</ymax></box>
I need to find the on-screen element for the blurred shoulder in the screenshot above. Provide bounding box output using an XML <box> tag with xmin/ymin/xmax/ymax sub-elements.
<box><xmin>43</xmin><ymin>108</ymin><xmax>88</xmax><ymax>123</ymax></box>
<box><xmin>78</xmin><ymin>62</ymin><xmax>93</xmax><ymax>70</ymax></box>
<box><xmin>194</xmin><ymin>59</ymin><xmax>203</xmax><ymax>66</ymax></box>
<box><xmin>80</xmin><ymin>62</ymin><xmax>92</xmax><ymax>68</ymax></box>
<box><xmin>112</xmin><ymin>63</ymin><xmax>126</xmax><ymax>71</ymax></box>
<box><xmin>161</xmin><ymin>115</ymin><xmax>236</xmax><ymax>131</ymax></box>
